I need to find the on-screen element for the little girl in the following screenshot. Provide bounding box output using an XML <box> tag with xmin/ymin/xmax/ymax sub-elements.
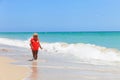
<box><xmin>30</xmin><ymin>33</ymin><xmax>42</xmax><ymax>60</ymax></box>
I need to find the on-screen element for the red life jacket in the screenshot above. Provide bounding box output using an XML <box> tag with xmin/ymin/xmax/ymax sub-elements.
<box><xmin>30</xmin><ymin>38</ymin><xmax>40</xmax><ymax>50</ymax></box>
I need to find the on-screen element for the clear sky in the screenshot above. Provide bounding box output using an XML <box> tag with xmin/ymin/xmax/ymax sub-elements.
<box><xmin>0</xmin><ymin>0</ymin><xmax>120</xmax><ymax>32</ymax></box>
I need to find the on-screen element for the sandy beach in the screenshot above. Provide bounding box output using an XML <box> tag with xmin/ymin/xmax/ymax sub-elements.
<box><xmin>0</xmin><ymin>56</ymin><xmax>30</xmax><ymax>80</ymax></box>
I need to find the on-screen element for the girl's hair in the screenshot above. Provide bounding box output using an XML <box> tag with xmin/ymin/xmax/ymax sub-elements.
<box><xmin>33</xmin><ymin>33</ymin><xmax>38</xmax><ymax>37</ymax></box>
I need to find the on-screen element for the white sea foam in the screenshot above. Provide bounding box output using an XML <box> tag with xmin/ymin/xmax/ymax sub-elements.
<box><xmin>0</xmin><ymin>38</ymin><xmax>30</xmax><ymax>48</ymax></box>
<box><xmin>0</xmin><ymin>38</ymin><xmax>120</xmax><ymax>63</ymax></box>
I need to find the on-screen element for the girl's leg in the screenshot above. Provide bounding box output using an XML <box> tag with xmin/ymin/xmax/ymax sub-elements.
<box><xmin>32</xmin><ymin>50</ymin><xmax>36</xmax><ymax>60</ymax></box>
<box><xmin>34</xmin><ymin>50</ymin><xmax>38</xmax><ymax>60</ymax></box>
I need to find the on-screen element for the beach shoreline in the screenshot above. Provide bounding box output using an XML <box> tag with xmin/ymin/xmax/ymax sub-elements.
<box><xmin>0</xmin><ymin>56</ymin><xmax>30</xmax><ymax>80</ymax></box>
<box><xmin>1</xmin><ymin>32</ymin><xmax>120</xmax><ymax>80</ymax></box>
<box><xmin>1</xmin><ymin>45</ymin><xmax>120</xmax><ymax>80</ymax></box>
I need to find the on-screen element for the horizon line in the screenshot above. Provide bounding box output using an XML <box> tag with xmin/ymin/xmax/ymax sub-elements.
<box><xmin>1</xmin><ymin>31</ymin><xmax>120</xmax><ymax>33</ymax></box>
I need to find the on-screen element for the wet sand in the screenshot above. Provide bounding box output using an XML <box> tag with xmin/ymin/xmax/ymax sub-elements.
<box><xmin>0</xmin><ymin>56</ymin><xmax>30</xmax><ymax>80</ymax></box>
<box><xmin>25</xmin><ymin>61</ymin><xmax>120</xmax><ymax>80</ymax></box>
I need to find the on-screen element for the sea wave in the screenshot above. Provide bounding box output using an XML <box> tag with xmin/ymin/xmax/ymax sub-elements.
<box><xmin>0</xmin><ymin>38</ymin><xmax>120</xmax><ymax>63</ymax></box>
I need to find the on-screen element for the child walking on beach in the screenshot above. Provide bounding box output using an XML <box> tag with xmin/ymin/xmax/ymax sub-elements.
<box><xmin>30</xmin><ymin>33</ymin><xmax>42</xmax><ymax>60</ymax></box>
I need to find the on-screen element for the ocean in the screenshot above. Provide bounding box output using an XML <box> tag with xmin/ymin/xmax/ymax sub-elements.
<box><xmin>0</xmin><ymin>32</ymin><xmax>120</xmax><ymax>49</ymax></box>
<box><xmin>1</xmin><ymin>32</ymin><xmax>120</xmax><ymax>80</ymax></box>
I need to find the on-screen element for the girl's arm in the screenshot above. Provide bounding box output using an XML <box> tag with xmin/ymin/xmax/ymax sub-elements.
<box><xmin>39</xmin><ymin>39</ymin><xmax>43</xmax><ymax>49</ymax></box>
<box><xmin>39</xmin><ymin>42</ymin><xmax>43</xmax><ymax>49</ymax></box>
<box><xmin>30</xmin><ymin>39</ymin><xmax>33</xmax><ymax>49</ymax></box>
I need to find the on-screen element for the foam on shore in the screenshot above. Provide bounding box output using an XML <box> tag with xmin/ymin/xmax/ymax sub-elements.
<box><xmin>0</xmin><ymin>38</ymin><xmax>120</xmax><ymax>63</ymax></box>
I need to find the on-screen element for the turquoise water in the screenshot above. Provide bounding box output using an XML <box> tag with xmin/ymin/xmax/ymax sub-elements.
<box><xmin>0</xmin><ymin>32</ymin><xmax>120</xmax><ymax>49</ymax></box>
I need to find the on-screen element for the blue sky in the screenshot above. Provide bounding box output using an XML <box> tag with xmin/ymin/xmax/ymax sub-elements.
<box><xmin>0</xmin><ymin>0</ymin><xmax>120</xmax><ymax>32</ymax></box>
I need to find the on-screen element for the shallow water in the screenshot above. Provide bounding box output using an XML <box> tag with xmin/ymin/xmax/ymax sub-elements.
<box><xmin>24</xmin><ymin>60</ymin><xmax>120</xmax><ymax>80</ymax></box>
<box><xmin>1</xmin><ymin>44</ymin><xmax>120</xmax><ymax>80</ymax></box>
